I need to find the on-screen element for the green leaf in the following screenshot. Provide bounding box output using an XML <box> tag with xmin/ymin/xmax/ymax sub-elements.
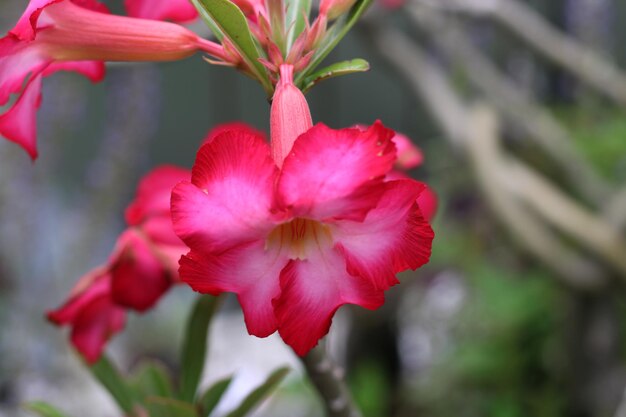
<box><xmin>225</xmin><ymin>367</ymin><xmax>290</xmax><ymax>417</ymax></box>
<box><xmin>285</xmin><ymin>0</ymin><xmax>312</xmax><ymax>50</ymax></box>
<box><xmin>197</xmin><ymin>376</ymin><xmax>233</xmax><ymax>416</ymax></box>
<box><xmin>146</xmin><ymin>397</ymin><xmax>199</xmax><ymax>417</ymax></box>
<box><xmin>294</xmin><ymin>0</ymin><xmax>373</xmax><ymax>87</ymax></box>
<box><xmin>131</xmin><ymin>360</ymin><xmax>174</xmax><ymax>399</ymax></box>
<box><xmin>195</xmin><ymin>0</ymin><xmax>273</xmax><ymax>94</ymax></box>
<box><xmin>24</xmin><ymin>402</ymin><xmax>70</xmax><ymax>417</ymax></box>
<box><xmin>90</xmin><ymin>356</ymin><xmax>137</xmax><ymax>414</ymax></box>
<box><xmin>190</xmin><ymin>0</ymin><xmax>224</xmax><ymax>41</ymax></box>
<box><xmin>179</xmin><ymin>295</ymin><xmax>222</xmax><ymax>403</ymax></box>
<box><xmin>301</xmin><ymin>58</ymin><xmax>370</xmax><ymax>93</ymax></box>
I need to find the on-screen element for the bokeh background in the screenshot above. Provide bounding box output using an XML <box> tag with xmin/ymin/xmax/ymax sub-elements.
<box><xmin>2</xmin><ymin>0</ymin><xmax>626</xmax><ymax>416</ymax></box>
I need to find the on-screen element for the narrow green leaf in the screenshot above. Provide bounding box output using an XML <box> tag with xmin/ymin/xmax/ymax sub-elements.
<box><xmin>294</xmin><ymin>0</ymin><xmax>373</xmax><ymax>87</ymax></box>
<box><xmin>179</xmin><ymin>295</ymin><xmax>222</xmax><ymax>403</ymax></box>
<box><xmin>285</xmin><ymin>0</ymin><xmax>312</xmax><ymax>50</ymax></box>
<box><xmin>89</xmin><ymin>356</ymin><xmax>137</xmax><ymax>414</ymax></box>
<box><xmin>301</xmin><ymin>58</ymin><xmax>370</xmax><ymax>93</ymax></box>
<box><xmin>131</xmin><ymin>360</ymin><xmax>174</xmax><ymax>399</ymax></box>
<box><xmin>190</xmin><ymin>0</ymin><xmax>224</xmax><ymax>41</ymax></box>
<box><xmin>24</xmin><ymin>402</ymin><xmax>70</xmax><ymax>417</ymax></box>
<box><xmin>146</xmin><ymin>397</ymin><xmax>199</xmax><ymax>417</ymax></box>
<box><xmin>197</xmin><ymin>376</ymin><xmax>233</xmax><ymax>416</ymax></box>
<box><xmin>196</xmin><ymin>0</ymin><xmax>273</xmax><ymax>94</ymax></box>
<box><xmin>225</xmin><ymin>367</ymin><xmax>290</xmax><ymax>417</ymax></box>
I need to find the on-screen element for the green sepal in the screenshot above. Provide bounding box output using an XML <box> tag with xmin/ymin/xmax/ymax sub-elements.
<box><xmin>146</xmin><ymin>397</ymin><xmax>199</xmax><ymax>417</ymax></box>
<box><xmin>23</xmin><ymin>402</ymin><xmax>71</xmax><ymax>417</ymax></box>
<box><xmin>89</xmin><ymin>355</ymin><xmax>137</xmax><ymax>414</ymax></box>
<box><xmin>179</xmin><ymin>295</ymin><xmax>222</xmax><ymax>403</ymax></box>
<box><xmin>130</xmin><ymin>360</ymin><xmax>174</xmax><ymax>400</ymax></box>
<box><xmin>195</xmin><ymin>0</ymin><xmax>273</xmax><ymax>95</ymax></box>
<box><xmin>301</xmin><ymin>58</ymin><xmax>370</xmax><ymax>93</ymax></box>
<box><xmin>197</xmin><ymin>376</ymin><xmax>234</xmax><ymax>416</ymax></box>
<box><xmin>224</xmin><ymin>367</ymin><xmax>290</xmax><ymax>417</ymax></box>
<box><xmin>294</xmin><ymin>0</ymin><xmax>373</xmax><ymax>87</ymax></box>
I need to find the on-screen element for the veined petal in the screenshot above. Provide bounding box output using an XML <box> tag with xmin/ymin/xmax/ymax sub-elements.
<box><xmin>201</xmin><ymin>122</ymin><xmax>266</xmax><ymax>146</ymax></box>
<box><xmin>124</xmin><ymin>0</ymin><xmax>198</xmax><ymax>23</ymax></box>
<box><xmin>0</xmin><ymin>73</ymin><xmax>43</xmax><ymax>160</ymax></box>
<box><xmin>0</xmin><ymin>36</ymin><xmax>49</xmax><ymax>106</ymax></box>
<box><xmin>273</xmin><ymin>247</ymin><xmax>384</xmax><ymax>356</ymax></box>
<box><xmin>171</xmin><ymin>130</ymin><xmax>278</xmax><ymax>253</ymax></box>
<box><xmin>125</xmin><ymin>165</ymin><xmax>191</xmax><ymax>226</ymax></box>
<box><xmin>109</xmin><ymin>229</ymin><xmax>173</xmax><ymax>312</ymax></box>
<box><xmin>277</xmin><ymin>122</ymin><xmax>397</xmax><ymax>221</ymax></box>
<box><xmin>333</xmin><ymin>180</ymin><xmax>434</xmax><ymax>291</ymax></box>
<box><xmin>180</xmin><ymin>241</ymin><xmax>288</xmax><ymax>337</ymax></box>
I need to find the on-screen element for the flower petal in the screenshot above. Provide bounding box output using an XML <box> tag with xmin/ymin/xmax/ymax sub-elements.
<box><xmin>10</xmin><ymin>0</ymin><xmax>61</xmax><ymax>41</ymax></box>
<box><xmin>201</xmin><ymin>122</ymin><xmax>266</xmax><ymax>146</ymax></box>
<box><xmin>0</xmin><ymin>36</ymin><xmax>48</xmax><ymax>106</ymax></box>
<box><xmin>333</xmin><ymin>180</ymin><xmax>434</xmax><ymax>291</ymax></box>
<box><xmin>392</xmin><ymin>131</ymin><xmax>423</xmax><ymax>170</ymax></box>
<box><xmin>0</xmin><ymin>73</ymin><xmax>43</xmax><ymax>159</ymax></box>
<box><xmin>43</xmin><ymin>60</ymin><xmax>105</xmax><ymax>82</ymax></box>
<box><xmin>171</xmin><ymin>130</ymin><xmax>278</xmax><ymax>253</ymax></box>
<box><xmin>180</xmin><ymin>241</ymin><xmax>288</xmax><ymax>337</ymax></box>
<box><xmin>273</xmin><ymin>247</ymin><xmax>384</xmax><ymax>356</ymax></box>
<box><xmin>277</xmin><ymin>121</ymin><xmax>397</xmax><ymax>221</ymax></box>
<box><xmin>109</xmin><ymin>230</ymin><xmax>173</xmax><ymax>312</ymax></box>
<box><xmin>124</xmin><ymin>0</ymin><xmax>198</xmax><ymax>23</ymax></box>
<box><xmin>125</xmin><ymin>165</ymin><xmax>191</xmax><ymax>226</ymax></box>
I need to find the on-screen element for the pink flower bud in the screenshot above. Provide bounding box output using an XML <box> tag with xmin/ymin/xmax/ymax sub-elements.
<box><xmin>320</xmin><ymin>0</ymin><xmax>358</xmax><ymax>20</ymax></box>
<box><xmin>270</xmin><ymin>64</ymin><xmax>312</xmax><ymax>167</ymax></box>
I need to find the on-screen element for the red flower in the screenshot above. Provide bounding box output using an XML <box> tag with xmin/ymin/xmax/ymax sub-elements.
<box><xmin>124</xmin><ymin>0</ymin><xmax>198</xmax><ymax>23</ymax></box>
<box><xmin>171</xmin><ymin>65</ymin><xmax>434</xmax><ymax>356</ymax></box>
<box><xmin>48</xmin><ymin>166</ymin><xmax>190</xmax><ymax>363</ymax></box>
<box><xmin>0</xmin><ymin>0</ymin><xmax>224</xmax><ymax>159</ymax></box>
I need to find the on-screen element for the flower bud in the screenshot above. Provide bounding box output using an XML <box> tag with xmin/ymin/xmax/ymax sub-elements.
<box><xmin>319</xmin><ymin>0</ymin><xmax>357</xmax><ymax>20</ymax></box>
<box><xmin>270</xmin><ymin>64</ymin><xmax>313</xmax><ymax>167</ymax></box>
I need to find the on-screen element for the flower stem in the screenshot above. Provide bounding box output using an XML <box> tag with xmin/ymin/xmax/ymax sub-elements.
<box><xmin>301</xmin><ymin>344</ymin><xmax>363</xmax><ymax>417</ymax></box>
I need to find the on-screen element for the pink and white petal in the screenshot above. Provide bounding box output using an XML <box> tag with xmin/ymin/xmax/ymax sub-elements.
<box><xmin>125</xmin><ymin>165</ymin><xmax>190</xmax><ymax>225</ymax></box>
<box><xmin>124</xmin><ymin>0</ymin><xmax>198</xmax><ymax>23</ymax></box>
<box><xmin>277</xmin><ymin>122</ymin><xmax>397</xmax><ymax>221</ymax></box>
<box><xmin>109</xmin><ymin>230</ymin><xmax>172</xmax><ymax>312</ymax></box>
<box><xmin>179</xmin><ymin>241</ymin><xmax>288</xmax><ymax>337</ymax></box>
<box><xmin>0</xmin><ymin>37</ymin><xmax>49</xmax><ymax>106</ymax></box>
<box><xmin>43</xmin><ymin>60</ymin><xmax>105</xmax><ymax>82</ymax></box>
<box><xmin>172</xmin><ymin>131</ymin><xmax>278</xmax><ymax>252</ymax></box>
<box><xmin>333</xmin><ymin>180</ymin><xmax>434</xmax><ymax>291</ymax></box>
<box><xmin>69</xmin><ymin>295</ymin><xmax>126</xmax><ymax>364</ymax></box>
<box><xmin>9</xmin><ymin>0</ymin><xmax>62</xmax><ymax>41</ymax></box>
<box><xmin>0</xmin><ymin>73</ymin><xmax>44</xmax><ymax>160</ymax></box>
<box><xmin>273</xmin><ymin>247</ymin><xmax>385</xmax><ymax>356</ymax></box>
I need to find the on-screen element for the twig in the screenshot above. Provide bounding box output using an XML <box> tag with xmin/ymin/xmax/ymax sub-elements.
<box><xmin>407</xmin><ymin>3</ymin><xmax>613</xmax><ymax>205</ymax></box>
<box><xmin>301</xmin><ymin>344</ymin><xmax>362</xmax><ymax>417</ymax></box>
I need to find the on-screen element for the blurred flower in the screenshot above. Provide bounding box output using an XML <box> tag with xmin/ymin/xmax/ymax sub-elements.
<box><xmin>320</xmin><ymin>0</ymin><xmax>358</xmax><ymax>20</ymax></box>
<box><xmin>0</xmin><ymin>0</ymin><xmax>224</xmax><ymax>159</ymax></box>
<box><xmin>171</xmin><ymin>64</ymin><xmax>434</xmax><ymax>356</ymax></box>
<box><xmin>124</xmin><ymin>0</ymin><xmax>199</xmax><ymax>23</ymax></box>
<box><xmin>48</xmin><ymin>166</ymin><xmax>190</xmax><ymax>363</ymax></box>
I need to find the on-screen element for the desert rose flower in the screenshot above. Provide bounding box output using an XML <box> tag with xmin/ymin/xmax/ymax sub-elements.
<box><xmin>49</xmin><ymin>166</ymin><xmax>190</xmax><ymax>363</ymax></box>
<box><xmin>0</xmin><ymin>0</ymin><xmax>226</xmax><ymax>159</ymax></box>
<box><xmin>124</xmin><ymin>0</ymin><xmax>199</xmax><ymax>23</ymax></box>
<box><xmin>171</xmin><ymin>64</ymin><xmax>434</xmax><ymax>355</ymax></box>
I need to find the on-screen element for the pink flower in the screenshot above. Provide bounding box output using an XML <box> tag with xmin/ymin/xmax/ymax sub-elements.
<box><xmin>124</xmin><ymin>0</ymin><xmax>198</xmax><ymax>23</ymax></box>
<box><xmin>0</xmin><ymin>0</ymin><xmax>224</xmax><ymax>159</ymax></box>
<box><xmin>171</xmin><ymin>65</ymin><xmax>434</xmax><ymax>355</ymax></box>
<box><xmin>49</xmin><ymin>166</ymin><xmax>190</xmax><ymax>363</ymax></box>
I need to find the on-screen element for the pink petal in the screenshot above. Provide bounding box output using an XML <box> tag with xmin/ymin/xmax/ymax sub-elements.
<box><xmin>125</xmin><ymin>165</ymin><xmax>191</xmax><ymax>226</ymax></box>
<box><xmin>0</xmin><ymin>73</ymin><xmax>43</xmax><ymax>159</ymax></box>
<box><xmin>69</xmin><ymin>295</ymin><xmax>126</xmax><ymax>364</ymax></box>
<box><xmin>171</xmin><ymin>130</ymin><xmax>278</xmax><ymax>253</ymax></box>
<box><xmin>201</xmin><ymin>122</ymin><xmax>266</xmax><ymax>146</ymax></box>
<box><xmin>124</xmin><ymin>0</ymin><xmax>198</xmax><ymax>23</ymax></box>
<box><xmin>273</xmin><ymin>247</ymin><xmax>385</xmax><ymax>356</ymax></box>
<box><xmin>0</xmin><ymin>36</ymin><xmax>49</xmax><ymax>106</ymax></box>
<box><xmin>333</xmin><ymin>180</ymin><xmax>434</xmax><ymax>291</ymax></box>
<box><xmin>392</xmin><ymin>131</ymin><xmax>423</xmax><ymax>170</ymax></box>
<box><xmin>43</xmin><ymin>60</ymin><xmax>105</xmax><ymax>82</ymax></box>
<box><xmin>277</xmin><ymin>121</ymin><xmax>397</xmax><ymax>221</ymax></box>
<box><xmin>109</xmin><ymin>230</ymin><xmax>172</xmax><ymax>312</ymax></box>
<box><xmin>10</xmin><ymin>0</ymin><xmax>62</xmax><ymax>41</ymax></box>
<box><xmin>139</xmin><ymin>215</ymin><xmax>184</xmax><ymax>246</ymax></box>
<box><xmin>415</xmin><ymin>181</ymin><xmax>438</xmax><ymax>222</ymax></box>
<box><xmin>180</xmin><ymin>241</ymin><xmax>288</xmax><ymax>337</ymax></box>
<box><xmin>47</xmin><ymin>267</ymin><xmax>110</xmax><ymax>324</ymax></box>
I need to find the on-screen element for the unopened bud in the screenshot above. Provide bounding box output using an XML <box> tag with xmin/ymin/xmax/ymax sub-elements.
<box><xmin>319</xmin><ymin>0</ymin><xmax>357</xmax><ymax>20</ymax></box>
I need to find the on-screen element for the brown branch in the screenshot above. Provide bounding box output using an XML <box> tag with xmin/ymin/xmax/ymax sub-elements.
<box><xmin>301</xmin><ymin>345</ymin><xmax>362</xmax><ymax>417</ymax></box>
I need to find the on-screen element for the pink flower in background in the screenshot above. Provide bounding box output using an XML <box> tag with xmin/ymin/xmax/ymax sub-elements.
<box><xmin>124</xmin><ymin>0</ymin><xmax>198</xmax><ymax>23</ymax></box>
<box><xmin>0</xmin><ymin>0</ymin><xmax>225</xmax><ymax>159</ymax></box>
<box><xmin>49</xmin><ymin>166</ymin><xmax>190</xmax><ymax>363</ymax></box>
<box><xmin>171</xmin><ymin>65</ymin><xmax>434</xmax><ymax>356</ymax></box>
